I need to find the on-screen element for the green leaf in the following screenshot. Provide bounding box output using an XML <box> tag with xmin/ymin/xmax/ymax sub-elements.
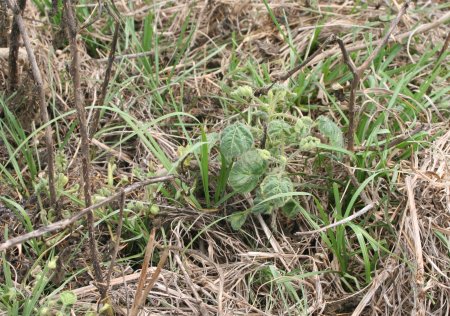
<box><xmin>59</xmin><ymin>291</ymin><xmax>77</xmax><ymax>306</ymax></box>
<box><xmin>299</xmin><ymin>136</ymin><xmax>320</xmax><ymax>151</ymax></box>
<box><xmin>228</xmin><ymin>211</ymin><xmax>248</xmax><ymax>230</ymax></box>
<box><xmin>231</xmin><ymin>85</ymin><xmax>253</xmax><ymax>99</ymax></box>
<box><xmin>316</xmin><ymin>116</ymin><xmax>344</xmax><ymax>148</ymax></box>
<box><xmin>259</xmin><ymin>174</ymin><xmax>294</xmax><ymax>208</ymax></box>
<box><xmin>220</xmin><ymin>123</ymin><xmax>254</xmax><ymax>161</ymax></box>
<box><xmin>281</xmin><ymin>200</ymin><xmax>301</xmax><ymax>218</ymax></box>
<box><xmin>252</xmin><ymin>194</ymin><xmax>272</xmax><ymax>214</ymax></box>
<box><xmin>294</xmin><ymin>116</ymin><xmax>314</xmax><ymax>137</ymax></box>
<box><xmin>267</xmin><ymin>119</ymin><xmax>291</xmax><ymax>143</ymax></box>
<box><xmin>228</xmin><ymin>150</ymin><xmax>267</xmax><ymax>193</ymax></box>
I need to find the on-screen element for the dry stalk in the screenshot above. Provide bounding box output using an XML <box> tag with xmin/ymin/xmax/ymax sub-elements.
<box><xmin>95</xmin><ymin>50</ymin><xmax>155</xmax><ymax>63</ymax></box>
<box><xmin>405</xmin><ymin>176</ymin><xmax>425</xmax><ymax>316</ymax></box>
<box><xmin>310</xmin><ymin>11</ymin><xmax>450</xmax><ymax>66</ymax></box>
<box><xmin>334</xmin><ymin>2</ymin><xmax>408</xmax><ymax>151</ymax></box>
<box><xmin>5</xmin><ymin>0</ymin><xmax>57</xmax><ymax>209</ymax></box>
<box><xmin>295</xmin><ymin>203</ymin><xmax>375</xmax><ymax>236</ymax></box>
<box><xmin>63</xmin><ymin>0</ymin><xmax>104</xmax><ymax>297</ymax></box>
<box><xmin>255</xmin><ymin>214</ymin><xmax>290</xmax><ymax>271</ymax></box>
<box><xmin>255</xmin><ymin>35</ymin><xmax>336</xmax><ymax>97</ymax></box>
<box><xmin>174</xmin><ymin>253</ymin><xmax>208</xmax><ymax>315</ymax></box>
<box><xmin>7</xmin><ymin>0</ymin><xmax>25</xmax><ymax>91</ymax></box>
<box><xmin>0</xmin><ymin>174</ymin><xmax>176</xmax><ymax>251</ymax></box>
<box><xmin>436</xmin><ymin>31</ymin><xmax>449</xmax><ymax>61</ymax></box>
<box><xmin>351</xmin><ymin>263</ymin><xmax>395</xmax><ymax>316</ymax></box>
<box><xmin>103</xmin><ymin>190</ymin><xmax>125</xmax><ymax>302</ymax></box>
<box><xmin>137</xmin><ymin>249</ymin><xmax>169</xmax><ymax>312</ymax></box>
<box><xmin>89</xmin><ymin>20</ymin><xmax>120</xmax><ymax>138</ymax></box>
<box><xmin>0</xmin><ymin>0</ymin><xmax>8</xmax><ymax>47</ymax></box>
<box><xmin>130</xmin><ymin>228</ymin><xmax>157</xmax><ymax>316</ymax></box>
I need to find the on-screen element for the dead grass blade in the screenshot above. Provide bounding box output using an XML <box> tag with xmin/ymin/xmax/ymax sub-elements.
<box><xmin>130</xmin><ymin>228</ymin><xmax>170</xmax><ymax>316</ymax></box>
<box><xmin>405</xmin><ymin>176</ymin><xmax>425</xmax><ymax>316</ymax></box>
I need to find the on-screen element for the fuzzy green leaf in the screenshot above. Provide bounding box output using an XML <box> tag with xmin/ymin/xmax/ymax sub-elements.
<box><xmin>259</xmin><ymin>175</ymin><xmax>294</xmax><ymax>208</ymax></box>
<box><xmin>267</xmin><ymin>120</ymin><xmax>291</xmax><ymax>143</ymax></box>
<box><xmin>220</xmin><ymin>123</ymin><xmax>254</xmax><ymax>161</ymax></box>
<box><xmin>281</xmin><ymin>200</ymin><xmax>301</xmax><ymax>218</ymax></box>
<box><xmin>294</xmin><ymin>116</ymin><xmax>314</xmax><ymax>137</ymax></box>
<box><xmin>252</xmin><ymin>194</ymin><xmax>272</xmax><ymax>214</ymax></box>
<box><xmin>228</xmin><ymin>150</ymin><xmax>267</xmax><ymax>193</ymax></box>
<box><xmin>59</xmin><ymin>291</ymin><xmax>77</xmax><ymax>306</ymax></box>
<box><xmin>316</xmin><ymin>116</ymin><xmax>344</xmax><ymax>148</ymax></box>
<box><xmin>228</xmin><ymin>211</ymin><xmax>248</xmax><ymax>230</ymax></box>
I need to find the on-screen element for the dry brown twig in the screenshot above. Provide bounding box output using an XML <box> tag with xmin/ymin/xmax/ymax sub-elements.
<box><xmin>4</xmin><ymin>0</ymin><xmax>57</xmax><ymax>209</ymax></box>
<box><xmin>310</xmin><ymin>11</ymin><xmax>450</xmax><ymax>66</ymax></box>
<box><xmin>334</xmin><ymin>2</ymin><xmax>409</xmax><ymax>151</ymax></box>
<box><xmin>90</xmin><ymin>19</ymin><xmax>121</xmax><ymax>138</ymax></box>
<box><xmin>0</xmin><ymin>174</ymin><xmax>176</xmax><ymax>251</ymax></box>
<box><xmin>130</xmin><ymin>228</ymin><xmax>170</xmax><ymax>316</ymax></box>
<box><xmin>130</xmin><ymin>227</ymin><xmax>156</xmax><ymax>316</ymax></box>
<box><xmin>7</xmin><ymin>0</ymin><xmax>25</xmax><ymax>91</ymax></box>
<box><xmin>64</xmin><ymin>0</ymin><xmax>104</xmax><ymax>297</ymax></box>
<box><xmin>0</xmin><ymin>0</ymin><xmax>8</xmax><ymax>47</ymax></box>
<box><xmin>255</xmin><ymin>35</ymin><xmax>336</xmax><ymax>97</ymax></box>
<box><xmin>102</xmin><ymin>190</ymin><xmax>125</xmax><ymax>303</ymax></box>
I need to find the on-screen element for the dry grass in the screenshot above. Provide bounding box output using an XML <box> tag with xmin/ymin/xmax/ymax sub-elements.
<box><xmin>0</xmin><ymin>1</ymin><xmax>449</xmax><ymax>315</ymax></box>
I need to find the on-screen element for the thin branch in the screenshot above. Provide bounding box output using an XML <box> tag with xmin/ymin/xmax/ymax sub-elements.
<box><xmin>354</xmin><ymin>124</ymin><xmax>426</xmax><ymax>152</ymax></box>
<box><xmin>334</xmin><ymin>2</ymin><xmax>408</xmax><ymax>151</ymax></box>
<box><xmin>134</xmin><ymin>248</ymin><xmax>169</xmax><ymax>315</ymax></box>
<box><xmin>295</xmin><ymin>203</ymin><xmax>375</xmax><ymax>236</ymax></box>
<box><xmin>309</xmin><ymin>10</ymin><xmax>450</xmax><ymax>67</ymax></box>
<box><xmin>0</xmin><ymin>0</ymin><xmax>9</xmax><ymax>47</ymax></box>
<box><xmin>7</xmin><ymin>0</ymin><xmax>26</xmax><ymax>91</ymax></box>
<box><xmin>255</xmin><ymin>35</ymin><xmax>336</xmax><ymax>97</ymax></box>
<box><xmin>89</xmin><ymin>20</ymin><xmax>120</xmax><ymax>138</ymax></box>
<box><xmin>436</xmin><ymin>31</ymin><xmax>449</xmax><ymax>61</ymax></box>
<box><xmin>130</xmin><ymin>227</ymin><xmax>157</xmax><ymax>316</ymax></box>
<box><xmin>5</xmin><ymin>0</ymin><xmax>57</xmax><ymax>209</ymax></box>
<box><xmin>335</xmin><ymin>37</ymin><xmax>359</xmax><ymax>152</ymax></box>
<box><xmin>102</xmin><ymin>189</ymin><xmax>125</xmax><ymax>303</ymax></box>
<box><xmin>0</xmin><ymin>175</ymin><xmax>176</xmax><ymax>251</ymax></box>
<box><xmin>94</xmin><ymin>50</ymin><xmax>155</xmax><ymax>63</ymax></box>
<box><xmin>63</xmin><ymin>0</ymin><xmax>103</xmax><ymax>295</ymax></box>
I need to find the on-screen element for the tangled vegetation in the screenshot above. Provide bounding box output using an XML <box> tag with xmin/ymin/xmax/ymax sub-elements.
<box><xmin>0</xmin><ymin>0</ymin><xmax>449</xmax><ymax>315</ymax></box>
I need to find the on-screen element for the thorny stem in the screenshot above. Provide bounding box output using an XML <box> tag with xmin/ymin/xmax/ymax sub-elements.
<box><xmin>63</xmin><ymin>0</ymin><xmax>104</xmax><ymax>297</ymax></box>
<box><xmin>5</xmin><ymin>0</ymin><xmax>57</xmax><ymax>210</ymax></box>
